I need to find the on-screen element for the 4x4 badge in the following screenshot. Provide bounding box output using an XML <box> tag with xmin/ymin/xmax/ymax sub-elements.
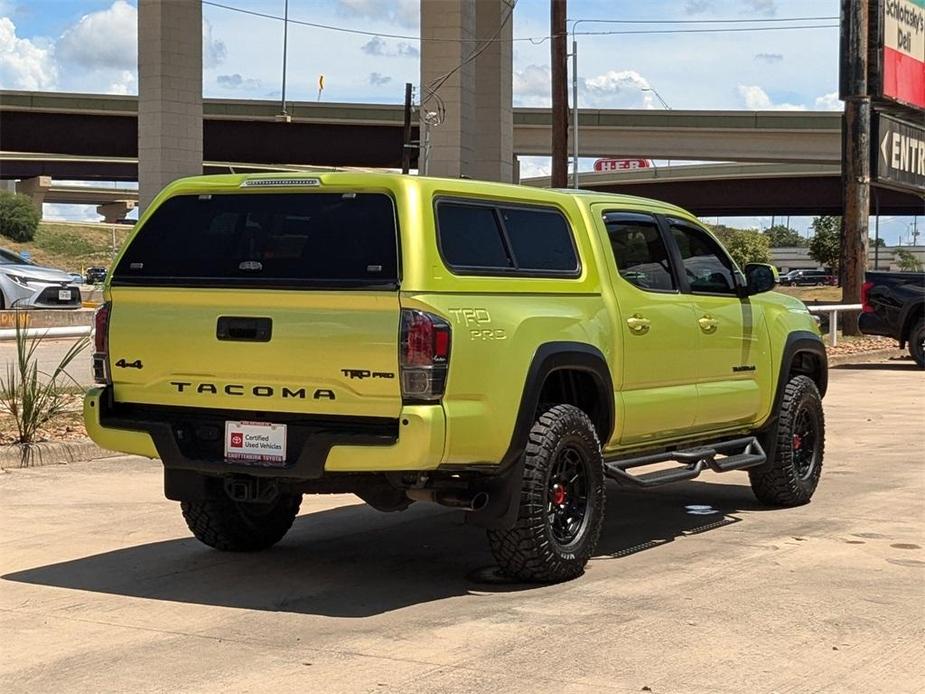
<box><xmin>115</xmin><ymin>359</ymin><xmax>143</xmax><ymax>369</ymax></box>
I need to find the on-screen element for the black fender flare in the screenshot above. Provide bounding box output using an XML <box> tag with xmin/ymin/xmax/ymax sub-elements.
<box><xmin>755</xmin><ymin>330</ymin><xmax>828</xmax><ymax>468</ymax></box>
<box><xmin>466</xmin><ymin>341</ymin><xmax>614</xmax><ymax>530</ymax></box>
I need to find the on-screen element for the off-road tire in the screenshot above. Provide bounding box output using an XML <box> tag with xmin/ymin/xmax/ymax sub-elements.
<box><xmin>181</xmin><ymin>493</ymin><xmax>301</xmax><ymax>552</ymax></box>
<box><xmin>749</xmin><ymin>375</ymin><xmax>824</xmax><ymax>506</ymax></box>
<box><xmin>908</xmin><ymin>319</ymin><xmax>924</xmax><ymax>368</ymax></box>
<box><xmin>487</xmin><ymin>404</ymin><xmax>606</xmax><ymax>583</ymax></box>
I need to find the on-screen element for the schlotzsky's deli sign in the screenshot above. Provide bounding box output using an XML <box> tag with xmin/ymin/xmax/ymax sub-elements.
<box><xmin>876</xmin><ymin>0</ymin><xmax>925</xmax><ymax>109</ymax></box>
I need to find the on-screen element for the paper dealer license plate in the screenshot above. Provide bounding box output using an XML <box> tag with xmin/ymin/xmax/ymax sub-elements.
<box><xmin>58</xmin><ymin>289</ymin><xmax>72</xmax><ymax>301</ymax></box>
<box><xmin>224</xmin><ymin>421</ymin><xmax>287</xmax><ymax>466</ymax></box>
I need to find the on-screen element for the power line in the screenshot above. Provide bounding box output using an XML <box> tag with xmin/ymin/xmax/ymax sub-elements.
<box><xmin>202</xmin><ymin>2</ymin><xmax>838</xmax><ymax>44</ymax></box>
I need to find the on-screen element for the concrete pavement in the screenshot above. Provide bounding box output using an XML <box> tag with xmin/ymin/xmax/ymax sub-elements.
<box><xmin>0</xmin><ymin>336</ymin><xmax>94</xmax><ymax>387</ymax></box>
<box><xmin>0</xmin><ymin>356</ymin><xmax>923</xmax><ymax>693</ymax></box>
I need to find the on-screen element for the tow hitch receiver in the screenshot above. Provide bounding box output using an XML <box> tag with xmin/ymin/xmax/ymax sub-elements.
<box><xmin>604</xmin><ymin>436</ymin><xmax>766</xmax><ymax>488</ymax></box>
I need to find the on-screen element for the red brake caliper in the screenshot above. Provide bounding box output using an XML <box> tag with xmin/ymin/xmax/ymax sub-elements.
<box><xmin>792</xmin><ymin>433</ymin><xmax>803</xmax><ymax>450</ymax></box>
<box><xmin>551</xmin><ymin>484</ymin><xmax>567</xmax><ymax>506</ymax></box>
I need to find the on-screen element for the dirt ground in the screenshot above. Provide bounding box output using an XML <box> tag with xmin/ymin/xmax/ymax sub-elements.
<box><xmin>0</xmin><ymin>354</ymin><xmax>923</xmax><ymax>693</ymax></box>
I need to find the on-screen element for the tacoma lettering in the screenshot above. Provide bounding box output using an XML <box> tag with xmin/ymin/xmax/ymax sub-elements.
<box><xmin>169</xmin><ymin>382</ymin><xmax>330</xmax><ymax>400</ymax></box>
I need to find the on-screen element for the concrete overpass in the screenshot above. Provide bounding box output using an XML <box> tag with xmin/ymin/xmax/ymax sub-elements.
<box><xmin>523</xmin><ymin>162</ymin><xmax>924</xmax><ymax>216</ymax></box>
<box><xmin>0</xmin><ymin>91</ymin><xmax>844</xmax><ymax>179</ymax></box>
<box><xmin>14</xmin><ymin>175</ymin><xmax>138</xmax><ymax>222</ymax></box>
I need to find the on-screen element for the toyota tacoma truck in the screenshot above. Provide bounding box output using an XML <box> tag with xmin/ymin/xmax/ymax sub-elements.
<box><xmin>84</xmin><ymin>172</ymin><xmax>828</xmax><ymax>583</ymax></box>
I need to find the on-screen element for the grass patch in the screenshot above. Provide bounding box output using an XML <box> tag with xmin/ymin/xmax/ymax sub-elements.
<box><xmin>2</xmin><ymin>221</ymin><xmax>132</xmax><ymax>272</ymax></box>
<box><xmin>775</xmin><ymin>285</ymin><xmax>842</xmax><ymax>303</ymax></box>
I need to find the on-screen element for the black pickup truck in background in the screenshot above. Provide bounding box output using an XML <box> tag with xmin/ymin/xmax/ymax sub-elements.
<box><xmin>859</xmin><ymin>271</ymin><xmax>925</xmax><ymax>367</ymax></box>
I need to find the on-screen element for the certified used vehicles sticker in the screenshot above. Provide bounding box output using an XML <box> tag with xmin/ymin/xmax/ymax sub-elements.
<box><xmin>224</xmin><ymin>421</ymin><xmax>287</xmax><ymax>465</ymax></box>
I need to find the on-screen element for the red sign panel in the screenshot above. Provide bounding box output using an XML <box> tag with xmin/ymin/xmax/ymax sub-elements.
<box><xmin>593</xmin><ymin>159</ymin><xmax>651</xmax><ymax>172</ymax></box>
<box><xmin>880</xmin><ymin>0</ymin><xmax>925</xmax><ymax>110</ymax></box>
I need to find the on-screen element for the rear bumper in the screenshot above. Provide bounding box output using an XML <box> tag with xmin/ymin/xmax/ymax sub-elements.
<box><xmin>83</xmin><ymin>387</ymin><xmax>446</xmax><ymax>478</ymax></box>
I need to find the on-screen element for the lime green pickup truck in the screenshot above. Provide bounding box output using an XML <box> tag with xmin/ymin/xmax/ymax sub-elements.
<box><xmin>85</xmin><ymin>172</ymin><xmax>827</xmax><ymax>583</ymax></box>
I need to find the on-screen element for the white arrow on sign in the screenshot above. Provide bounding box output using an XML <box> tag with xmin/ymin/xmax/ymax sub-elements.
<box><xmin>881</xmin><ymin>130</ymin><xmax>890</xmax><ymax>167</ymax></box>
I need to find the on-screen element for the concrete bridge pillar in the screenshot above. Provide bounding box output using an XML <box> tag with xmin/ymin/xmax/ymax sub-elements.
<box><xmin>420</xmin><ymin>0</ymin><xmax>513</xmax><ymax>182</ymax></box>
<box><xmin>137</xmin><ymin>0</ymin><xmax>203</xmax><ymax>213</ymax></box>
<box><xmin>97</xmin><ymin>200</ymin><xmax>137</xmax><ymax>224</ymax></box>
<box><xmin>15</xmin><ymin>176</ymin><xmax>51</xmax><ymax>217</ymax></box>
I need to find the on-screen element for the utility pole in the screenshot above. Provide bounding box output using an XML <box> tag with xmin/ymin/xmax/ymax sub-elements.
<box><xmin>401</xmin><ymin>82</ymin><xmax>413</xmax><ymax>174</ymax></box>
<box><xmin>840</xmin><ymin>0</ymin><xmax>870</xmax><ymax>335</ymax></box>
<box><xmin>550</xmin><ymin>0</ymin><xmax>568</xmax><ymax>188</ymax></box>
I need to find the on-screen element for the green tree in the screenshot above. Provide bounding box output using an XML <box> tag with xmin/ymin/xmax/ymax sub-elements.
<box><xmin>710</xmin><ymin>226</ymin><xmax>772</xmax><ymax>268</ymax></box>
<box><xmin>0</xmin><ymin>192</ymin><xmax>40</xmax><ymax>242</ymax></box>
<box><xmin>871</xmin><ymin>237</ymin><xmax>887</xmax><ymax>248</ymax></box>
<box><xmin>895</xmin><ymin>248</ymin><xmax>923</xmax><ymax>272</ymax></box>
<box><xmin>808</xmin><ymin>216</ymin><xmax>841</xmax><ymax>272</ymax></box>
<box><xmin>763</xmin><ymin>224</ymin><xmax>808</xmax><ymax>248</ymax></box>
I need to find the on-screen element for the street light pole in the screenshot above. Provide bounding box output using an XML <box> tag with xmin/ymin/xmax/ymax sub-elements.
<box><xmin>641</xmin><ymin>86</ymin><xmax>671</xmax><ymax>110</ymax></box>
<box><xmin>280</xmin><ymin>0</ymin><xmax>289</xmax><ymax>116</ymax></box>
<box><xmin>571</xmin><ymin>38</ymin><xmax>579</xmax><ymax>188</ymax></box>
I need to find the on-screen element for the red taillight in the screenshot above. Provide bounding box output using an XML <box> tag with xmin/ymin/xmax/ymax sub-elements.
<box><xmin>861</xmin><ymin>281</ymin><xmax>874</xmax><ymax>313</ymax></box>
<box><xmin>400</xmin><ymin>309</ymin><xmax>451</xmax><ymax>401</ymax></box>
<box><xmin>93</xmin><ymin>302</ymin><xmax>111</xmax><ymax>384</ymax></box>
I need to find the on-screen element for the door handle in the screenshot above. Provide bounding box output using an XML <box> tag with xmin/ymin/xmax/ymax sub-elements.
<box><xmin>698</xmin><ymin>315</ymin><xmax>718</xmax><ymax>334</ymax></box>
<box><xmin>626</xmin><ymin>314</ymin><xmax>651</xmax><ymax>334</ymax></box>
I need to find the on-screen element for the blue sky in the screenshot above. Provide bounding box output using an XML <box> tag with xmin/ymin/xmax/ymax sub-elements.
<box><xmin>0</xmin><ymin>0</ymin><xmax>919</xmax><ymax>242</ymax></box>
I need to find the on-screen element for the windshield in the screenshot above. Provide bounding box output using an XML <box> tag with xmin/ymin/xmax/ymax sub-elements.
<box><xmin>112</xmin><ymin>192</ymin><xmax>399</xmax><ymax>289</ymax></box>
<box><xmin>0</xmin><ymin>248</ymin><xmax>31</xmax><ymax>266</ymax></box>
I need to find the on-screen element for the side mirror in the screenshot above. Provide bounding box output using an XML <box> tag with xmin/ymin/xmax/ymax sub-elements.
<box><xmin>744</xmin><ymin>263</ymin><xmax>778</xmax><ymax>295</ymax></box>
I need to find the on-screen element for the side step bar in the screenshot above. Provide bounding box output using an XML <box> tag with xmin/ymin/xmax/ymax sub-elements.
<box><xmin>604</xmin><ymin>436</ymin><xmax>766</xmax><ymax>489</ymax></box>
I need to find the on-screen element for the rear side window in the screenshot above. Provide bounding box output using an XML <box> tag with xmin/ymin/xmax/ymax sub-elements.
<box><xmin>604</xmin><ymin>213</ymin><xmax>676</xmax><ymax>292</ymax></box>
<box><xmin>435</xmin><ymin>203</ymin><xmax>512</xmax><ymax>269</ymax></box>
<box><xmin>112</xmin><ymin>193</ymin><xmax>398</xmax><ymax>289</ymax></box>
<box><xmin>436</xmin><ymin>200</ymin><xmax>579</xmax><ymax>276</ymax></box>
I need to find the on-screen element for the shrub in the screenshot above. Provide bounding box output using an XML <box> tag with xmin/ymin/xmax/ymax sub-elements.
<box><xmin>0</xmin><ymin>191</ymin><xmax>40</xmax><ymax>242</ymax></box>
<box><xmin>0</xmin><ymin>314</ymin><xmax>88</xmax><ymax>465</ymax></box>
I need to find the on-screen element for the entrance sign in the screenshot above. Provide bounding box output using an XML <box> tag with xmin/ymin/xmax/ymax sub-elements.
<box><xmin>872</xmin><ymin>112</ymin><xmax>925</xmax><ymax>193</ymax></box>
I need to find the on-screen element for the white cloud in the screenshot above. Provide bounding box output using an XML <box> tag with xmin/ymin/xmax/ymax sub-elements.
<box><xmin>583</xmin><ymin>70</ymin><xmax>655</xmax><ymax>108</ymax></box>
<box><xmin>685</xmin><ymin>0</ymin><xmax>713</xmax><ymax>14</ymax></box>
<box><xmin>814</xmin><ymin>91</ymin><xmax>842</xmax><ymax>111</ymax></box>
<box><xmin>42</xmin><ymin>203</ymin><xmax>102</xmax><ymax>223</ymax></box>
<box><xmin>512</xmin><ymin>64</ymin><xmax>551</xmax><ymax>106</ymax></box>
<box><xmin>754</xmin><ymin>53</ymin><xmax>783</xmax><ymax>64</ymax></box>
<box><xmin>368</xmin><ymin>72</ymin><xmax>392</xmax><ymax>86</ymax></box>
<box><xmin>55</xmin><ymin>1</ymin><xmax>225</xmax><ymax>79</ymax></box>
<box><xmin>56</xmin><ymin>0</ymin><xmax>135</xmax><ymax>71</ymax></box>
<box><xmin>202</xmin><ymin>19</ymin><xmax>226</xmax><ymax>69</ymax></box>
<box><xmin>517</xmin><ymin>156</ymin><xmax>551</xmax><ymax>180</ymax></box>
<box><xmin>514</xmin><ymin>65</ymin><xmax>657</xmax><ymax>108</ymax></box>
<box><xmin>217</xmin><ymin>73</ymin><xmax>262</xmax><ymax>90</ymax></box>
<box><xmin>736</xmin><ymin>84</ymin><xmax>805</xmax><ymax>110</ymax></box>
<box><xmin>360</xmin><ymin>36</ymin><xmax>419</xmax><ymax>58</ymax></box>
<box><xmin>335</xmin><ymin>0</ymin><xmax>418</xmax><ymax>28</ymax></box>
<box><xmin>742</xmin><ymin>0</ymin><xmax>777</xmax><ymax>16</ymax></box>
<box><xmin>0</xmin><ymin>16</ymin><xmax>57</xmax><ymax>89</ymax></box>
<box><xmin>107</xmin><ymin>69</ymin><xmax>135</xmax><ymax>95</ymax></box>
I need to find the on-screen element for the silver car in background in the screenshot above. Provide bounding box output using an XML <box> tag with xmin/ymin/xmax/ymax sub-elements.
<box><xmin>0</xmin><ymin>248</ymin><xmax>82</xmax><ymax>310</ymax></box>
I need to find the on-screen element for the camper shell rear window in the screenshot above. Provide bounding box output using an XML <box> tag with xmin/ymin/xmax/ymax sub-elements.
<box><xmin>112</xmin><ymin>192</ymin><xmax>399</xmax><ymax>289</ymax></box>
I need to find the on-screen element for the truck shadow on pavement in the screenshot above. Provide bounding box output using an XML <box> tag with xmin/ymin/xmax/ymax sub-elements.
<box><xmin>4</xmin><ymin>479</ymin><xmax>770</xmax><ymax>617</ymax></box>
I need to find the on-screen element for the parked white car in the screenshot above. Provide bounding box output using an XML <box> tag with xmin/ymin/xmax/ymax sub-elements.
<box><xmin>0</xmin><ymin>247</ymin><xmax>82</xmax><ymax>310</ymax></box>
